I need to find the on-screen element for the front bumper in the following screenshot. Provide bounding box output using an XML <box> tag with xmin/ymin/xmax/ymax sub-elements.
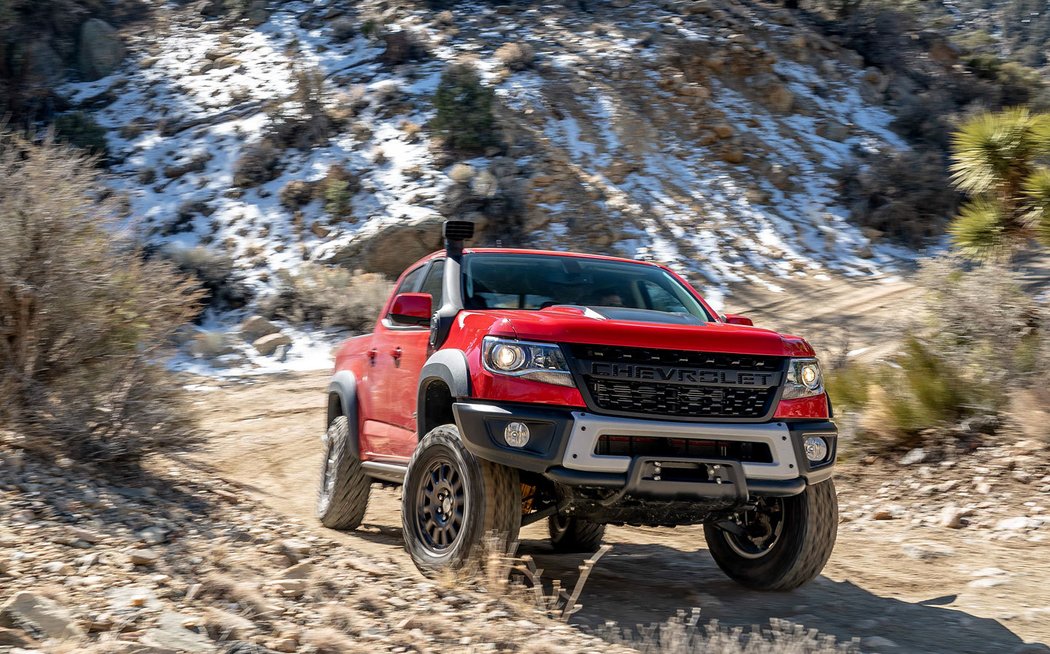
<box><xmin>452</xmin><ymin>401</ymin><xmax>836</xmax><ymax>499</ymax></box>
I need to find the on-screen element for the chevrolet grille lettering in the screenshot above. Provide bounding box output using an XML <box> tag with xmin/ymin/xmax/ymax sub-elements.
<box><xmin>588</xmin><ymin>362</ymin><xmax>777</xmax><ymax>387</ymax></box>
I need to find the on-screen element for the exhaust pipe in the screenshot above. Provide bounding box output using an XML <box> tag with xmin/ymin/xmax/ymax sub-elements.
<box><xmin>429</xmin><ymin>220</ymin><xmax>475</xmax><ymax>350</ymax></box>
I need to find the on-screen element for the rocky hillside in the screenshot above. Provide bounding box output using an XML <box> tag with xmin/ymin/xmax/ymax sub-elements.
<box><xmin>60</xmin><ymin>0</ymin><xmax>915</xmax><ymax>370</ymax></box>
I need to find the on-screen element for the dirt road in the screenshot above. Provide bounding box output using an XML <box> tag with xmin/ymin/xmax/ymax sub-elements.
<box><xmin>183</xmin><ymin>367</ymin><xmax>1048</xmax><ymax>654</ymax></box>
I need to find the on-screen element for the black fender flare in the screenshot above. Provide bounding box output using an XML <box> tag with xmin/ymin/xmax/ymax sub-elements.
<box><xmin>417</xmin><ymin>349</ymin><xmax>471</xmax><ymax>438</ymax></box>
<box><xmin>326</xmin><ymin>371</ymin><xmax>360</xmax><ymax>455</ymax></box>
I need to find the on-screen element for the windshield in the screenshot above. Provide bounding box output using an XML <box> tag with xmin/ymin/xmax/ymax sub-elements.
<box><xmin>462</xmin><ymin>253</ymin><xmax>712</xmax><ymax>323</ymax></box>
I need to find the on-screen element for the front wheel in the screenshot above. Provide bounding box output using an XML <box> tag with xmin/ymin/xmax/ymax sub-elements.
<box><xmin>402</xmin><ymin>424</ymin><xmax>521</xmax><ymax>576</ymax></box>
<box><xmin>703</xmin><ymin>479</ymin><xmax>838</xmax><ymax>591</ymax></box>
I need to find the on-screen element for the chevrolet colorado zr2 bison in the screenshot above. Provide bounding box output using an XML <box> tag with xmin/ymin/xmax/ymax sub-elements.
<box><xmin>318</xmin><ymin>221</ymin><xmax>838</xmax><ymax>590</ymax></box>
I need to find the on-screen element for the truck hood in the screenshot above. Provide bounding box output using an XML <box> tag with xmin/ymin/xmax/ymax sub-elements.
<box><xmin>468</xmin><ymin>306</ymin><xmax>815</xmax><ymax>358</ymax></box>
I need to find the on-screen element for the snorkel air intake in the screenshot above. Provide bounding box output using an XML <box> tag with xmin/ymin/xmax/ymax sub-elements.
<box><xmin>429</xmin><ymin>220</ymin><xmax>475</xmax><ymax>350</ymax></box>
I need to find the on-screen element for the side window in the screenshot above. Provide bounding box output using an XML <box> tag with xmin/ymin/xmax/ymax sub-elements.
<box><xmin>418</xmin><ymin>260</ymin><xmax>445</xmax><ymax>309</ymax></box>
<box><xmin>393</xmin><ymin>265</ymin><xmax>425</xmax><ymax>297</ymax></box>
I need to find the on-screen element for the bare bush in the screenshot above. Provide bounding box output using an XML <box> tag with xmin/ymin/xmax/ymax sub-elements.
<box><xmin>0</xmin><ymin>133</ymin><xmax>203</xmax><ymax>463</ymax></box>
<box><xmin>233</xmin><ymin>139</ymin><xmax>281</xmax><ymax>187</ymax></box>
<box><xmin>495</xmin><ymin>41</ymin><xmax>535</xmax><ymax>71</ymax></box>
<box><xmin>263</xmin><ymin>264</ymin><xmax>391</xmax><ymax>331</ymax></box>
<box><xmin>268</xmin><ymin>68</ymin><xmax>333</xmax><ymax>150</ymax></box>
<box><xmin>161</xmin><ymin>245</ymin><xmax>253</xmax><ymax>311</ymax></box>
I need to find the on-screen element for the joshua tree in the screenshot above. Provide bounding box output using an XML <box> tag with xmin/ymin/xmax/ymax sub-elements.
<box><xmin>948</xmin><ymin>107</ymin><xmax>1050</xmax><ymax>257</ymax></box>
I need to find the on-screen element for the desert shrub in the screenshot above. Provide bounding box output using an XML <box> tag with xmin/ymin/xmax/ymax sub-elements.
<box><xmin>279</xmin><ymin>179</ymin><xmax>315</xmax><ymax>210</ymax></box>
<box><xmin>330</xmin><ymin>17</ymin><xmax>356</xmax><ymax>42</ymax></box>
<box><xmin>0</xmin><ymin>133</ymin><xmax>202</xmax><ymax>463</ymax></box>
<box><xmin>495</xmin><ymin>41</ymin><xmax>535</xmax><ymax>72</ymax></box>
<box><xmin>430</xmin><ymin>63</ymin><xmax>499</xmax><ymax>154</ymax></box>
<box><xmin>232</xmin><ymin>138</ymin><xmax>280</xmax><ymax>187</ymax></box>
<box><xmin>264</xmin><ymin>264</ymin><xmax>391</xmax><ymax>331</ymax></box>
<box><xmin>268</xmin><ymin>68</ymin><xmax>332</xmax><ymax>150</ymax></box>
<box><xmin>838</xmin><ymin>150</ymin><xmax>957</xmax><ymax>247</ymax></box>
<box><xmin>324</xmin><ymin>178</ymin><xmax>353</xmax><ymax>219</ymax></box>
<box><xmin>53</xmin><ymin>111</ymin><xmax>110</xmax><ymax>164</ymax></box>
<box><xmin>823</xmin><ymin>361</ymin><xmax>870</xmax><ymax>412</ymax></box>
<box><xmin>846</xmin><ymin>258</ymin><xmax>1046</xmax><ymax>449</ymax></box>
<box><xmin>161</xmin><ymin>245</ymin><xmax>253</xmax><ymax>311</ymax></box>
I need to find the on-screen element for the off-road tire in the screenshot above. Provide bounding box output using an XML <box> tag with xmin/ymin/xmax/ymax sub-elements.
<box><xmin>548</xmin><ymin>514</ymin><xmax>606</xmax><ymax>553</ymax></box>
<box><xmin>316</xmin><ymin>416</ymin><xmax>371</xmax><ymax>530</ymax></box>
<box><xmin>703</xmin><ymin>479</ymin><xmax>838</xmax><ymax>591</ymax></box>
<box><xmin>402</xmin><ymin>424</ymin><xmax>521</xmax><ymax>576</ymax></box>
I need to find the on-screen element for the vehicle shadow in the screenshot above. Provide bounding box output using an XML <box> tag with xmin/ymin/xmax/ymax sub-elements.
<box><xmin>517</xmin><ymin>538</ymin><xmax>1035</xmax><ymax>654</ymax></box>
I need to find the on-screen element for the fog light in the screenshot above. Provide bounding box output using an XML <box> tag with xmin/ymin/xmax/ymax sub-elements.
<box><xmin>504</xmin><ymin>422</ymin><xmax>530</xmax><ymax>448</ymax></box>
<box><xmin>804</xmin><ymin>436</ymin><xmax>829</xmax><ymax>463</ymax></box>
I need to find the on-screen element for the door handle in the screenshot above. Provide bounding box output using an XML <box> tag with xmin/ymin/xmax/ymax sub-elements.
<box><xmin>368</xmin><ymin>348</ymin><xmax>377</xmax><ymax>366</ymax></box>
<box><xmin>392</xmin><ymin>347</ymin><xmax>402</xmax><ymax>367</ymax></box>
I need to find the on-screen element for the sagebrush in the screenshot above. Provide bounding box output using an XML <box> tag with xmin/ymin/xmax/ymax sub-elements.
<box><xmin>0</xmin><ymin>133</ymin><xmax>203</xmax><ymax>462</ymax></box>
<box><xmin>264</xmin><ymin>264</ymin><xmax>390</xmax><ymax>330</ymax></box>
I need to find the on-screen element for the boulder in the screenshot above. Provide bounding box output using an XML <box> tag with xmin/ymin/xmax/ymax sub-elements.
<box><xmin>0</xmin><ymin>591</ymin><xmax>85</xmax><ymax>640</ymax></box>
<box><xmin>253</xmin><ymin>333</ymin><xmax>293</xmax><ymax>356</ymax></box>
<box><xmin>25</xmin><ymin>41</ymin><xmax>65</xmax><ymax>86</ymax></box>
<box><xmin>78</xmin><ymin>19</ymin><xmax>126</xmax><ymax>81</ymax></box>
<box><xmin>330</xmin><ymin>215</ymin><xmax>445</xmax><ymax>278</ymax></box>
<box><xmin>240</xmin><ymin>316</ymin><xmax>280</xmax><ymax>341</ymax></box>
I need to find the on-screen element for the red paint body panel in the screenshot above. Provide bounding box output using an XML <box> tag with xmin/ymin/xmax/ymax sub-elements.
<box><xmin>334</xmin><ymin>248</ymin><xmax>831</xmax><ymax>458</ymax></box>
<box><xmin>774</xmin><ymin>394</ymin><xmax>830</xmax><ymax>420</ymax></box>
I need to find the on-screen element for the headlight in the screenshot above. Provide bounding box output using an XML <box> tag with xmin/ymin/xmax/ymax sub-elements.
<box><xmin>482</xmin><ymin>337</ymin><xmax>574</xmax><ymax>387</ymax></box>
<box><xmin>782</xmin><ymin>358</ymin><xmax>824</xmax><ymax>399</ymax></box>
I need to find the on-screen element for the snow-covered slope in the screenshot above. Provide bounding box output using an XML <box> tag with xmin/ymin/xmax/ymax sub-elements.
<box><xmin>63</xmin><ymin>0</ymin><xmax>914</xmax><ymax>372</ymax></box>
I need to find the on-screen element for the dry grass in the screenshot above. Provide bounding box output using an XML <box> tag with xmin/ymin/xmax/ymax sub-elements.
<box><xmin>599</xmin><ymin>610</ymin><xmax>858</xmax><ymax>653</ymax></box>
<box><xmin>200</xmin><ymin>571</ymin><xmax>273</xmax><ymax>617</ymax></box>
<box><xmin>321</xmin><ymin>604</ymin><xmax>368</xmax><ymax>636</ymax></box>
<box><xmin>302</xmin><ymin>626</ymin><xmax>368</xmax><ymax>654</ymax></box>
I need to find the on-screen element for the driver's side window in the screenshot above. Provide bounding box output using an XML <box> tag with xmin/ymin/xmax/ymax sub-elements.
<box><xmin>418</xmin><ymin>260</ymin><xmax>445</xmax><ymax>308</ymax></box>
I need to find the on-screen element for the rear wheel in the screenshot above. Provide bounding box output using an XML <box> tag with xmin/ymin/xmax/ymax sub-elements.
<box><xmin>317</xmin><ymin>416</ymin><xmax>371</xmax><ymax>530</ymax></box>
<box><xmin>402</xmin><ymin>424</ymin><xmax>521</xmax><ymax>576</ymax></box>
<box><xmin>548</xmin><ymin>514</ymin><xmax>605</xmax><ymax>553</ymax></box>
<box><xmin>703</xmin><ymin>479</ymin><xmax>838</xmax><ymax>591</ymax></box>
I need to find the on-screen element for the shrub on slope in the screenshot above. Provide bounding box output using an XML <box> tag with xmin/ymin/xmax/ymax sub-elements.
<box><xmin>0</xmin><ymin>133</ymin><xmax>203</xmax><ymax>463</ymax></box>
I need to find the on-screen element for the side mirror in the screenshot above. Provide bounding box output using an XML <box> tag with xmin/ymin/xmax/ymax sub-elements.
<box><xmin>389</xmin><ymin>293</ymin><xmax>432</xmax><ymax>326</ymax></box>
<box><xmin>723</xmin><ymin>313</ymin><xmax>754</xmax><ymax>326</ymax></box>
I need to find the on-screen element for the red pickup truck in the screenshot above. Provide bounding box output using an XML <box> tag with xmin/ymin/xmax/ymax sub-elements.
<box><xmin>318</xmin><ymin>221</ymin><xmax>837</xmax><ymax>590</ymax></box>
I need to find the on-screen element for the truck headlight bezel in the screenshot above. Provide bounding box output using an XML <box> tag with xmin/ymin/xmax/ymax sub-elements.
<box><xmin>482</xmin><ymin>336</ymin><xmax>574</xmax><ymax>387</ymax></box>
<box><xmin>782</xmin><ymin>358</ymin><xmax>825</xmax><ymax>399</ymax></box>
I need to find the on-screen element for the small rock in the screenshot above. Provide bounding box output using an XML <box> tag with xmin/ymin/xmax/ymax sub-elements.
<box><xmin>279</xmin><ymin>561</ymin><xmax>314</xmax><ymax>580</ymax></box>
<box><xmin>939</xmin><ymin>505</ymin><xmax>970</xmax><ymax>529</ymax></box>
<box><xmin>130</xmin><ymin>549</ymin><xmax>160</xmax><ymax>566</ymax></box>
<box><xmin>280</xmin><ymin>539</ymin><xmax>311</xmax><ymax>562</ymax></box>
<box><xmin>872</xmin><ymin>508</ymin><xmax>895</xmax><ymax>520</ymax></box>
<box><xmin>900</xmin><ymin>448</ymin><xmax>926</xmax><ymax>465</ymax></box>
<box><xmin>138</xmin><ymin>526</ymin><xmax>168</xmax><ymax>545</ymax></box>
<box><xmin>253</xmin><ymin>333</ymin><xmax>293</xmax><ymax>356</ymax></box>
<box><xmin>996</xmin><ymin>517</ymin><xmax>1033</xmax><ymax>531</ymax></box>
<box><xmin>0</xmin><ymin>591</ymin><xmax>85</xmax><ymax>640</ymax></box>
<box><xmin>272</xmin><ymin>637</ymin><xmax>299</xmax><ymax>652</ymax></box>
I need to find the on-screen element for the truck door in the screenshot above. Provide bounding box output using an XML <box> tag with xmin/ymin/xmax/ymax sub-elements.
<box><xmin>361</xmin><ymin>260</ymin><xmax>444</xmax><ymax>463</ymax></box>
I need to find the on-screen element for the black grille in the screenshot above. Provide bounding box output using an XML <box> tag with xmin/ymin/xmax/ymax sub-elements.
<box><xmin>570</xmin><ymin>345</ymin><xmax>783</xmax><ymax>372</ymax></box>
<box><xmin>587</xmin><ymin>379</ymin><xmax>776</xmax><ymax>419</ymax></box>
<box><xmin>595</xmin><ymin>435</ymin><xmax>773</xmax><ymax>462</ymax></box>
<box><xmin>569</xmin><ymin>344</ymin><xmax>784</xmax><ymax>421</ymax></box>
